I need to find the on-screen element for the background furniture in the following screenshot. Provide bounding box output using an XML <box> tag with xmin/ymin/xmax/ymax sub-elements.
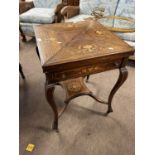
<box><xmin>61</xmin><ymin>0</ymin><xmax>135</xmax><ymax>48</ymax></box>
<box><xmin>34</xmin><ymin>20</ymin><xmax>134</xmax><ymax>131</ymax></box>
<box><xmin>19</xmin><ymin>24</ymin><xmax>26</xmax><ymax>42</ymax></box>
<box><xmin>63</xmin><ymin>0</ymin><xmax>79</xmax><ymax>5</ymax></box>
<box><xmin>19</xmin><ymin>63</ymin><xmax>25</xmax><ymax>79</ymax></box>
<box><xmin>19</xmin><ymin>0</ymin><xmax>80</xmax><ymax>38</ymax></box>
<box><xmin>19</xmin><ymin>0</ymin><xmax>34</xmax><ymax>14</ymax></box>
<box><xmin>19</xmin><ymin>0</ymin><xmax>64</xmax><ymax>37</ymax></box>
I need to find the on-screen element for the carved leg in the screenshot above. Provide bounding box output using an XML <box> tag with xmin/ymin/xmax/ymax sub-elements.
<box><xmin>106</xmin><ymin>67</ymin><xmax>128</xmax><ymax>115</ymax></box>
<box><xmin>45</xmin><ymin>82</ymin><xmax>59</xmax><ymax>132</ymax></box>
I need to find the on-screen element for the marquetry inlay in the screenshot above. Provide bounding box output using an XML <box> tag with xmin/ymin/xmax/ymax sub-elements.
<box><xmin>34</xmin><ymin>20</ymin><xmax>134</xmax><ymax>72</ymax></box>
<box><xmin>95</xmin><ymin>30</ymin><xmax>104</xmax><ymax>35</ymax></box>
<box><xmin>78</xmin><ymin>44</ymin><xmax>96</xmax><ymax>52</ymax></box>
<box><xmin>67</xmin><ymin>81</ymin><xmax>82</xmax><ymax>92</ymax></box>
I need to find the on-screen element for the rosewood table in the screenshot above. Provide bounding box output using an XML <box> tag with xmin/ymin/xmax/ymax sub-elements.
<box><xmin>34</xmin><ymin>20</ymin><xmax>134</xmax><ymax>131</ymax></box>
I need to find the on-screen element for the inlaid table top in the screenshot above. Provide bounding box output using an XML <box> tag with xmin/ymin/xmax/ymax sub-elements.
<box><xmin>34</xmin><ymin>20</ymin><xmax>134</xmax><ymax>131</ymax></box>
<box><xmin>34</xmin><ymin>20</ymin><xmax>134</xmax><ymax>73</ymax></box>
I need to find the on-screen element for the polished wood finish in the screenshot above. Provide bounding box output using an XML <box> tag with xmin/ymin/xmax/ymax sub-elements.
<box><xmin>34</xmin><ymin>21</ymin><xmax>133</xmax><ymax>72</ymax></box>
<box><xmin>34</xmin><ymin>20</ymin><xmax>134</xmax><ymax>131</ymax></box>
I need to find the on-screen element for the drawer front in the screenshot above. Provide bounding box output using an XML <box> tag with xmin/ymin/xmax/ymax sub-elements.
<box><xmin>46</xmin><ymin>59</ymin><xmax>122</xmax><ymax>83</ymax></box>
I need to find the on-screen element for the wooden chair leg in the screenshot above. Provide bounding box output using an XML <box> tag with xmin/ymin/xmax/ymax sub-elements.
<box><xmin>19</xmin><ymin>63</ymin><xmax>25</xmax><ymax>79</ymax></box>
<box><xmin>19</xmin><ymin>26</ymin><xmax>26</xmax><ymax>42</ymax></box>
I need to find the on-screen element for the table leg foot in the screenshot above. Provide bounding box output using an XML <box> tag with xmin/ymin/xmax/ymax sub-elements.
<box><xmin>106</xmin><ymin>67</ymin><xmax>128</xmax><ymax>115</ymax></box>
<box><xmin>45</xmin><ymin>82</ymin><xmax>59</xmax><ymax>131</ymax></box>
<box><xmin>105</xmin><ymin>107</ymin><xmax>113</xmax><ymax>116</ymax></box>
<box><xmin>52</xmin><ymin>121</ymin><xmax>59</xmax><ymax>132</ymax></box>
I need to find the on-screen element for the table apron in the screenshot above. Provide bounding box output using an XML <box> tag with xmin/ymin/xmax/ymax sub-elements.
<box><xmin>46</xmin><ymin>58</ymin><xmax>123</xmax><ymax>83</ymax></box>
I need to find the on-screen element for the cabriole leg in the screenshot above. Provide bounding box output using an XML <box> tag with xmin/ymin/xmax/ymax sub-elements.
<box><xmin>45</xmin><ymin>82</ymin><xmax>59</xmax><ymax>132</ymax></box>
<box><xmin>106</xmin><ymin>67</ymin><xmax>128</xmax><ymax>115</ymax></box>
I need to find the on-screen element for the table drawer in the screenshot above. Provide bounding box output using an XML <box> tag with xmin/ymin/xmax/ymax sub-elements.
<box><xmin>46</xmin><ymin>59</ymin><xmax>122</xmax><ymax>83</ymax></box>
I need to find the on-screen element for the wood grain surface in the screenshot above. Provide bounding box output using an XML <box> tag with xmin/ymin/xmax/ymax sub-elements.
<box><xmin>34</xmin><ymin>20</ymin><xmax>134</xmax><ymax>73</ymax></box>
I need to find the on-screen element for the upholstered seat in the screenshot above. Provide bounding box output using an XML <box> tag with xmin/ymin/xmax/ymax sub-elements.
<box><xmin>33</xmin><ymin>0</ymin><xmax>61</xmax><ymax>8</ymax></box>
<box><xmin>19</xmin><ymin>0</ymin><xmax>62</xmax><ymax>37</ymax></box>
<box><xmin>114</xmin><ymin>32</ymin><xmax>135</xmax><ymax>42</ymax></box>
<box><xmin>20</xmin><ymin>8</ymin><xmax>56</xmax><ymax>24</ymax></box>
<box><xmin>65</xmin><ymin>14</ymin><xmax>93</xmax><ymax>23</ymax></box>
